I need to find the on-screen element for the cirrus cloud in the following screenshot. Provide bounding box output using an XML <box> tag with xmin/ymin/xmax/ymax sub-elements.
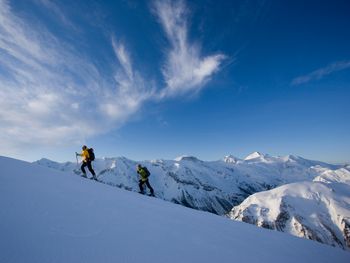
<box><xmin>0</xmin><ymin>0</ymin><xmax>152</xmax><ymax>153</ymax></box>
<box><xmin>0</xmin><ymin>0</ymin><xmax>226</xmax><ymax>155</ymax></box>
<box><xmin>153</xmin><ymin>0</ymin><xmax>226</xmax><ymax>98</ymax></box>
<box><xmin>291</xmin><ymin>60</ymin><xmax>350</xmax><ymax>86</ymax></box>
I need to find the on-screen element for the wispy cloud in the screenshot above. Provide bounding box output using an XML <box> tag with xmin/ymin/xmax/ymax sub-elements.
<box><xmin>153</xmin><ymin>0</ymin><xmax>226</xmax><ymax>98</ymax></box>
<box><xmin>111</xmin><ymin>37</ymin><xmax>134</xmax><ymax>81</ymax></box>
<box><xmin>0</xmin><ymin>0</ymin><xmax>152</xmax><ymax>153</ymax></box>
<box><xmin>0</xmin><ymin>0</ymin><xmax>225</xmax><ymax>155</ymax></box>
<box><xmin>291</xmin><ymin>60</ymin><xmax>350</xmax><ymax>86</ymax></box>
<box><xmin>102</xmin><ymin>37</ymin><xmax>154</xmax><ymax>121</ymax></box>
<box><xmin>35</xmin><ymin>0</ymin><xmax>77</xmax><ymax>30</ymax></box>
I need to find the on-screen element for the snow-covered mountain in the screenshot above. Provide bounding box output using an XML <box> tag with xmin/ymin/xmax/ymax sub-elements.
<box><xmin>35</xmin><ymin>153</ymin><xmax>340</xmax><ymax>216</ymax></box>
<box><xmin>244</xmin><ymin>151</ymin><xmax>265</xmax><ymax>161</ymax></box>
<box><xmin>229</xmin><ymin>167</ymin><xmax>350</xmax><ymax>250</ymax></box>
<box><xmin>1</xmin><ymin>155</ymin><xmax>349</xmax><ymax>263</ymax></box>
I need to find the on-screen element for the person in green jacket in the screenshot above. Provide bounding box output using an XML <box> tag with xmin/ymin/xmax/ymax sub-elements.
<box><xmin>136</xmin><ymin>164</ymin><xmax>154</xmax><ymax>196</ymax></box>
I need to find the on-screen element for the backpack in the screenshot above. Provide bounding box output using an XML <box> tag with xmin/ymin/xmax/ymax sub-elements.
<box><xmin>88</xmin><ymin>148</ymin><xmax>95</xmax><ymax>161</ymax></box>
<box><xmin>143</xmin><ymin>167</ymin><xmax>150</xmax><ymax>177</ymax></box>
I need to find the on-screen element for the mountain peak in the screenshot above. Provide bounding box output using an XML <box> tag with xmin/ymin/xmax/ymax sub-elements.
<box><xmin>223</xmin><ymin>155</ymin><xmax>240</xmax><ymax>164</ymax></box>
<box><xmin>36</xmin><ymin>157</ymin><xmax>54</xmax><ymax>163</ymax></box>
<box><xmin>282</xmin><ymin>154</ymin><xmax>302</xmax><ymax>162</ymax></box>
<box><xmin>174</xmin><ymin>155</ymin><xmax>201</xmax><ymax>162</ymax></box>
<box><xmin>244</xmin><ymin>151</ymin><xmax>264</xmax><ymax>160</ymax></box>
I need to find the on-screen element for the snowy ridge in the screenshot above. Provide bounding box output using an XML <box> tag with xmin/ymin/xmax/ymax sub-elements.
<box><xmin>35</xmin><ymin>153</ymin><xmax>340</xmax><ymax>215</ymax></box>
<box><xmin>35</xmin><ymin>153</ymin><xmax>350</xmax><ymax>249</ymax></box>
<box><xmin>1</xmin><ymin>155</ymin><xmax>349</xmax><ymax>263</ymax></box>
<box><xmin>244</xmin><ymin>151</ymin><xmax>265</xmax><ymax>160</ymax></box>
<box><xmin>223</xmin><ymin>155</ymin><xmax>241</xmax><ymax>164</ymax></box>
<box><xmin>229</xmin><ymin>167</ymin><xmax>350</xmax><ymax>250</ymax></box>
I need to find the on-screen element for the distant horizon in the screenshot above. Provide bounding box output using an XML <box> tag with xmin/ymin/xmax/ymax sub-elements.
<box><xmin>1</xmin><ymin>0</ymin><xmax>349</xmax><ymax>165</ymax></box>
<box><xmin>3</xmin><ymin>151</ymin><xmax>348</xmax><ymax>166</ymax></box>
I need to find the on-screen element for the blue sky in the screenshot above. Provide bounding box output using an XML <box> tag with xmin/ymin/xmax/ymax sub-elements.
<box><xmin>0</xmin><ymin>0</ymin><xmax>349</xmax><ymax>163</ymax></box>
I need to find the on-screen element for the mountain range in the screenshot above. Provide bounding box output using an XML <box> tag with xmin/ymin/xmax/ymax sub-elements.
<box><xmin>1</xmin><ymin>155</ymin><xmax>349</xmax><ymax>262</ymax></box>
<box><xmin>34</xmin><ymin>152</ymin><xmax>350</xmax><ymax>250</ymax></box>
<box><xmin>35</xmin><ymin>152</ymin><xmax>339</xmax><ymax>215</ymax></box>
<box><xmin>229</xmin><ymin>167</ymin><xmax>350</xmax><ymax>250</ymax></box>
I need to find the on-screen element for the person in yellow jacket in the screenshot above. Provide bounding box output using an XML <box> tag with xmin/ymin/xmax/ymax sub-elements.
<box><xmin>136</xmin><ymin>164</ymin><xmax>154</xmax><ymax>196</ymax></box>
<box><xmin>76</xmin><ymin>145</ymin><xmax>97</xmax><ymax>180</ymax></box>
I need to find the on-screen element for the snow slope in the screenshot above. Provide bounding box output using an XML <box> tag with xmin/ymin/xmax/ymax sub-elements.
<box><xmin>1</xmin><ymin>156</ymin><xmax>349</xmax><ymax>263</ymax></box>
<box><xmin>34</xmin><ymin>153</ymin><xmax>340</xmax><ymax>215</ymax></box>
<box><xmin>229</xmin><ymin>168</ymin><xmax>350</xmax><ymax>250</ymax></box>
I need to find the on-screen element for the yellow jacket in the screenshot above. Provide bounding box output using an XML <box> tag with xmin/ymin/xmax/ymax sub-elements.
<box><xmin>137</xmin><ymin>167</ymin><xmax>149</xmax><ymax>182</ymax></box>
<box><xmin>80</xmin><ymin>149</ymin><xmax>90</xmax><ymax>162</ymax></box>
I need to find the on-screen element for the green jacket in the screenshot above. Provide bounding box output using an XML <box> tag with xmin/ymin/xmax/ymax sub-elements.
<box><xmin>137</xmin><ymin>167</ymin><xmax>149</xmax><ymax>182</ymax></box>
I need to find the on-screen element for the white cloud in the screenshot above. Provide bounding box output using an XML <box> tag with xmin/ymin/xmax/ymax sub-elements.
<box><xmin>0</xmin><ymin>0</ymin><xmax>225</xmax><ymax>156</ymax></box>
<box><xmin>111</xmin><ymin>37</ymin><xmax>133</xmax><ymax>80</ymax></box>
<box><xmin>291</xmin><ymin>61</ymin><xmax>350</xmax><ymax>86</ymax></box>
<box><xmin>153</xmin><ymin>0</ymin><xmax>226</xmax><ymax>98</ymax></box>
<box><xmin>102</xmin><ymin>37</ymin><xmax>155</xmax><ymax>121</ymax></box>
<box><xmin>0</xmin><ymin>0</ymin><xmax>152</xmax><ymax>153</ymax></box>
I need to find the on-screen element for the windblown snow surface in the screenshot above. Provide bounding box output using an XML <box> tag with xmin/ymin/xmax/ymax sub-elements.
<box><xmin>1</xmin><ymin>156</ymin><xmax>349</xmax><ymax>263</ymax></box>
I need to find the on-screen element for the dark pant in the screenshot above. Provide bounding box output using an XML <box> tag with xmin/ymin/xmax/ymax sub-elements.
<box><xmin>139</xmin><ymin>179</ymin><xmax>154</xmax><ymax>194</ymax></box>
<box><xmin>81</xmin><ymin>161</ymin><xmax>96</xmax><ymax>177</ymax></box>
